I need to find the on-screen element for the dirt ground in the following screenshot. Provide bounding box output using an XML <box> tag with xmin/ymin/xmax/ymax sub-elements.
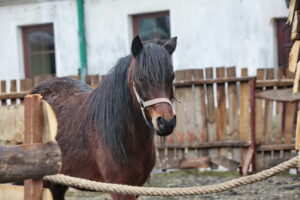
<box><xmin>65</xmin><ymin>170</ymin><xmax>300</xmax><ymax>200</ymax></box>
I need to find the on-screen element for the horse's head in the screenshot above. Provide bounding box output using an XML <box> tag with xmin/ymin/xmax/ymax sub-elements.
<box><xmin>128</xmin><ymin>36</ymin><xmax>177</xmax><ymax>136</ymax></box>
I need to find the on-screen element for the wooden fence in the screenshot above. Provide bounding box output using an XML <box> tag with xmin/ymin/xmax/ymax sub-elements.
<box><xmin>0</xmin><ymin>67</ymin><xmax>298</xmax><ymax>172</ymax></box>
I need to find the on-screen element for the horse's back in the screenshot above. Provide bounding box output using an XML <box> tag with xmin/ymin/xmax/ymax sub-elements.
<box><xmin>31</xmin><ymin>77</ymin><xmax>92</xmax><ymax>100</ymax></box>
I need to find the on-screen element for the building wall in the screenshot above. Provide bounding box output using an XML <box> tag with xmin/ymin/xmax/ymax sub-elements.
<box><xmin>85</xmin><ymin>0</ymin><xmax>288</xmax><ymax>76</ymax></box>
<box><xmin>0</xmin><ymin>0</ymin><xmax>289</xmax><ymax>82</ymax></box>
<box><xmin>0</xmin><ymin>0</ymin><xmax>79</xmax><ymax>81</ymax></box>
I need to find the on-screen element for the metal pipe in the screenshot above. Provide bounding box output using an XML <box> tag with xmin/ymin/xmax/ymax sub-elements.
<box><xmin>76</xmin><ymin>0</ymin><xmax>87</xmax><ymax>82</ymax></box>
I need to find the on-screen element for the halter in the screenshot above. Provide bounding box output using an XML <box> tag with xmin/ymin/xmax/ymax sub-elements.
<box><xmin>132</xmin><ymin>82</ymin><xmax>175</xmax><ymax>127</ymax></box>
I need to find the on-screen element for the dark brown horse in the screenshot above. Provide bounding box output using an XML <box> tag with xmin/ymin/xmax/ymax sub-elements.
<box><xmin>31</xmin><ymin>36</ymin><xmax>177</xmax><ymax>200</ymax></box>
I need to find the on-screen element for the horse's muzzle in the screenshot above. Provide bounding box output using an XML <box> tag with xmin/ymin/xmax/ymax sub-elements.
<box><xmin>155</xmin><ymin>115</ymin><xmax>176</xmax><ymax>136</ymax></box>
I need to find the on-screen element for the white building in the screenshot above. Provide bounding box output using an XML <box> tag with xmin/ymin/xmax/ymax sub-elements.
<box><xmin>0</xmin><ymin>0</ymin><xmax>289</xmax><ymax>81</ymax></box>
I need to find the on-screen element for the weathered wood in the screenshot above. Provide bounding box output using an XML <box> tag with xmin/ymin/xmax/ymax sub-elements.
<box><xmin>216</xmin><ymin>67</ymin><xmax>227</xmax><ymax>158</ymax></box>
<box><xmin>289</xmin><ymin>40</ymin><xmax>300</xmax><ymax>73</ymax></box>
<box><xmin>193</xmin><ymin>69</ymin><xmax>208</xmax><ymax>156</ymax></box>
<box><xmin>255</xmin><ymin>68</ymin><xmax>265</xmax><ymax>171</ymax></box>
<box><xmin>174</xmin><ymin>76</ymin><xmax>255</xmax><ymax>87</ymax></box>
<box><xmin>24</xmin><ymin>94</ymin><xmax>44</xmax><ymax>200</ymax></box>
<box><xmin>0</xmin><ymin>91</ymin><xmax>28</xmax><ymax>100</ymax></box>
<box><xmin>242</xmin><ymin>148</ymin><xmax>254</xmax><ymax>175</ymax></box>
<box><xmin>288</xmin><ymin>0</ymin><xmax>297</xmax><ymax>24</ymax></box>
<box><xmin>156</xmin><ymin>141</ymin><xmax>249</xmax><ymax>149</ymax></box>
<box><xmin>0</xmin><ymin>184</ymin><xmax>53</xmax><ymax>200</ymax></box>
<box><xmin>264</xmin><ymin>69</ymin><xmax>275</xmax><ymax>145</ymax></box>
<box><xmin>293</xmin><ymin>61</ymin><xmax>300</xmax><ymax>93</ymax></box>
<box><xmin>257</xmin><ymin>144</ymin><xmax>295</xmax><ymax>151</ymax></box>
<box><xmin>291</xmin><ymin>10</ymin><xmax>300</xmax><ymax>41</ymax></box>
<box><xmin>1</xmin><ymin>80</ymin><xmax>7</xmax><ymax>106</ymax></box>
<box><xmin>0</xmin><ymin>142</ymin><xmax>61</xmax><ymax>183</ymax></box>
<box><xmin>239</xmin><ymin>69</ymin><xmax>250</xmax><ymax>143</ymax></box>
<box><xmin>10</xmin><ymin>80</ymin><xmax>17</xmax><ymax>105</ymax></box>
<box><xmin>211</xmin><ymin>155</ymin><xmax>240</xmax><ymax>171</ymax></box>
<box><xmin>226</xmin><ymin>67</ymin><xmax>239</xmax><ymax>140</ymax></box>
<box><xmin>180</xmin><ymin>157</ymin><xmax>211</xmax><ymax>169</ymax></box>
<box><xmin>256</xmin><ymin>88</ymin><xmax>300</xmax><ymax>102</ymax></box>
<box><xmin>41</xmin><ymin>100</ymin><xmax>58</xmax><ymax>143</ymax></box>
<box><xmin>296</xmin><ymin>111</ymin><xmax>300</xmax><ymax>150</ymax></box>
<box><xmin>205</xmin><ymin>68</ymin><xmax>218</xmax><ymax>158</ymax></box>
<box><xmin>255</xmin><ymin>79</ymin><xmax>294</xmax><ymax>87</ymax></box>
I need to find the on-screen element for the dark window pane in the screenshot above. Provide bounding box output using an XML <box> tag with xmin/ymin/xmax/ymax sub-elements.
<box><xmin>30</xmin><ymin>53</ymin><xmax>55</xmax><ymax>76</ymax></box>
<box><xmin>155</xmin><ymin>16</ymin><xmax>170</xmax><ymax>39</ymax></box>
<box><xmin>134</xmin><ymin>12</ymin><xmax>170</xmax><ymax>41</ymax></box>
<box><xmin>29</xmin><ymin>31</ymin><xmax>54</xmax><ymax>53</ymax></box>
<box><xmin>138</xmin><ymin>18</ymin><xmax>155</xmax><ymax>41</ymax></box>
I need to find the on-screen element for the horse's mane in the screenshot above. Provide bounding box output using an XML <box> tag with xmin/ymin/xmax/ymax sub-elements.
<box><xmin>87</xmin><ymin>43</ymin><xmax>173</xmax><ymax>164</ymax></box>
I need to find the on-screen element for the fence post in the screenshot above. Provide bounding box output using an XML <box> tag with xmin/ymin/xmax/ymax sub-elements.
<box><xmin>24</xmin><ymin>94</ymin><xmax>43</xmax><ymax>200</ymax></box>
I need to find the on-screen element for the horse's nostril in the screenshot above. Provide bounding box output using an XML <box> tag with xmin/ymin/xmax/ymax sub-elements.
<box><xmin>157</xmin><ymin>116</ymin><xmax>163</xmax><ymax>123</ymax></box>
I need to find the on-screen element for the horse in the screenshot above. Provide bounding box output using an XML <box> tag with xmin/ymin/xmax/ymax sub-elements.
<box><xmin>31</xmin><ymin>35</ymin><xmax>177</xmax><ymax>200</ymax></box>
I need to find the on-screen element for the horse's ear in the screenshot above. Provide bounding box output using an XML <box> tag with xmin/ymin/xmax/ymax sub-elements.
<box><xmin>163</xmin><ymin>37</ymin><xmax>177</xmax><ymax>55</ymax></box>
<box><xmin>131</xmin><ymin>35</ymin><xmax>143</xmax><ymax>57</ymax></box>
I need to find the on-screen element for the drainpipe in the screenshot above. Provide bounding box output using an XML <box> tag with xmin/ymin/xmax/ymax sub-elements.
<box><xmin>76</xmin><ymin>0</ymin><xmax>87</xmax><ymax>82</ymax></box>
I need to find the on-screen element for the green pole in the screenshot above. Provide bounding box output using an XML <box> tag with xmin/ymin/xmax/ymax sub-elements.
<box><xmin>76</xmin><ymin>0</ymin><xmax>87</xmax><ymax>82</ymax></box>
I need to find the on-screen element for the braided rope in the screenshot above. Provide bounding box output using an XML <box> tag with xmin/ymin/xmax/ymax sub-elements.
<box><xmin>44</xmin><ymin>157</ymin><xmax>298</xmax><ymax>196</ymax></box>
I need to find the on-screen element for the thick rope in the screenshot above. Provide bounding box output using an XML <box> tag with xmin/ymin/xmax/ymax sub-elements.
<box><xmin>44</xmin><ymin>157</ymin><xmax>298</xmax><ymax>196</ymax></box>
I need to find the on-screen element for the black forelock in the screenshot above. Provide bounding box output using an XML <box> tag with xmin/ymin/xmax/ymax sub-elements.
<box><xmin>134</xmin><ymin>43</ymin><xmax>173</xmax><ymax>87</ymax></box>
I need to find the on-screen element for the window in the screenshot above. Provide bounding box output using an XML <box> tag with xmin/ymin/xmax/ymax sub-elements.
<box><xmin>132</xmin><ymin>11</ymin><xmax>170</xmax><ymax>41</ymax></box>
<box><xmin>22</xmin><ymin>23</ymin><xmax>56</xmax><ymax>78</ymax></box>
<box><xmin>275</xmin><ymin>18</ymin><xmax>292</xmax><ymax>68</ymax></box>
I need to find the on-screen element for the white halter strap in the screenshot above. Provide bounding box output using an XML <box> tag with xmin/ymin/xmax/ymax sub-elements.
<box><xmin>132</xmin><ymin>82</ymin><xmax>175</xmax><ymax>127</ymax></box>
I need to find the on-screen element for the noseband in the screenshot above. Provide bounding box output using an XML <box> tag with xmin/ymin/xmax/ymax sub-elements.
<box><xmin>132</xmin><ymin>82</ymin><xmax>175</xmax><ymax>127</ymax></box>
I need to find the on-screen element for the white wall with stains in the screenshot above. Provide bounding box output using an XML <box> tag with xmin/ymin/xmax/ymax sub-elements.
<box><xmin>0</xmin><ymin>0</ymin><xmax>289</xmax><ymax>81</ymax></box>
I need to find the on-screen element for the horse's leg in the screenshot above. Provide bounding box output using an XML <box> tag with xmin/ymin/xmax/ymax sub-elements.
<box><xmin>49</xmin><ymin>183</ymin><xmax>68</xmax><ymax>200</ymax></box>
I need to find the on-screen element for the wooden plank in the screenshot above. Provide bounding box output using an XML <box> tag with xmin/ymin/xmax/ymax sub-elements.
<box><xmin>174</xmin><ymin>76</ymin><xmax>255</xmax><ymax>87</ymax></box>
<box><xmin>255</xmin><ymin>68</ymin><xmax>265</xmax><ymax>171</ymax></box>
<box><xmin>288</xmin><ymin>0</ymin><xmax>297</xmax><ymax>24</ymax></box>
<box><xmin>183</xmin><ymin>70</ymin><xmax>196</xmax><ymax>145</ymax></box>
<box><xmin>193</xmin><ymin>69</ymin><xmax>208</xmax><ymax>156</ymax></box>
<box><xmin>211</xmin><ymin>155</ymin><xmax>240</xmax><ymax>171</ymax></box>
<box><xmin>283</xmin><ymin>102</ymin><xmax>295</xmax><ymax>145</ymax></box>
<box><xmin>156</xmin><ymin>141</ymin><xmax>249</xmax><ymax>149</ymax></box>
<box><xmin>257</xmin><ymin>144</ymin><xmax>295</xmax><ymax>151</ymax></box>
<box><xmin>0</xmin><ymin>185</ymin><xmax>52</xmax><ymax>200</ymax></box>
<box><xmin>293</xmin><ymin>61</ymin><xmax>300</xmax><ymax>93</ymax></box>
<box><xmin>226</xmin><ymin>67</ymin><xmax>239</xmax><ymax>140</ymax></box>
<box><xmin>205</xmin><ymin>68</ymin><xmax>218</xmax><ymax>158</ymax></box>
<box><xmin>24</xmin><ymin>94</ymin><xmax>44</xmax><ymax>200</ymax></box>
<box><xmin>179</xmin><ymin>157</ymin><xmax>211</xmax><ymax>169</ymax></box>
<box><xmin>256</xmin><ymin>88</ymin><xmax>300</xmax><ymax>102</ymax></box>
<box><xmin>296</xmin><ymin>111</ymin><xmax>300</xmax><ymax>150</ymax></box>
<box><xmin>216</xmin><ymin>67</ymin><xmax>227</xmax><ymax>158</ymax></box>
<box><xmin>242</xmin><ymin>148</ymin><xmax>254</xmax><ymax>175</ymax></box>
<box><xmin>239</xmin><ymin>68</ymin><xmax>250</xmax><ymax>164</ymax></box>
<box><xmin>291</xmin><ymin>10</ymin><xmax>300</xmax><ymax>41</ymax></box>
<box><xmin>239</xmin><ymin>69</ymin><xmax>250</xmax><ymax>143</ymax></box>
<box><xmin>10</xmin><ymin>80</ymin><xmax>17</xmax><ymax>105</ymax></box>
<box><xmin>289</xmin><ymin>41</ymin><xmax>300</xmax><ymax>73</ymax></box>
<box><xmin>1</xmin><ymin>80</ymin><xmax>7</xmax><ymax>106</ymax></box>
<box><xmin>255</xmin><ymin>79</ymin><xmax>294</xmax><ymax>88</ymax></box>
<box><xmin>0</xmin><ymin>91</ymin><xmax>28</xmax><ymax>101</ymax></box>
<box><xmin>173</xmin><ymin>70</ymin><xmax>186</xmax><ymax>144</ymax></box>
<box><xmin>263</xmin><ymin>69</ymin><xmax>275</xmax><ymax>145</ymax></box>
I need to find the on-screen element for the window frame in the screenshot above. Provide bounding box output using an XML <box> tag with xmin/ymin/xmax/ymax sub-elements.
<box><xmin>22</xmin><ymin>23</ymin><xmax>55</xmax><ymax>78</ymax></box>
<box><xmin>132</xmin><ymin>11</ymin><xmax>170</xmax><ymax>40</ymax></box>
